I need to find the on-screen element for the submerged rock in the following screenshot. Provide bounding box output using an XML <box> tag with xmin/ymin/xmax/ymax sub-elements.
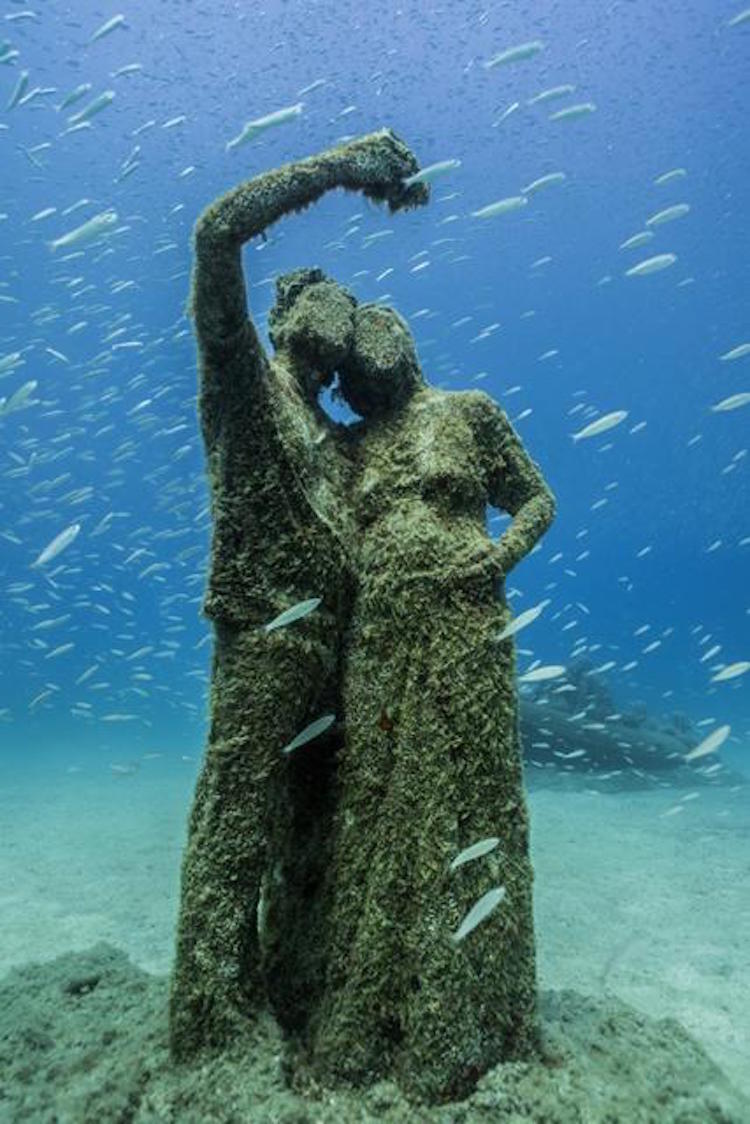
<box><xmin>520</xmin><ymin>659</ymin><xmax>744</xmax><ymax>788</ymax></box>
<box><xmin>1</xmin><ymin>943</ymin><xmax>747</xmax><ymax>1123</ymax></box>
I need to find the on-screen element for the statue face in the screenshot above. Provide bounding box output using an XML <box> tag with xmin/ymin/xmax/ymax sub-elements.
<box><xmin>276</xmin><ymin>281</ymin><xmax>357</xmax><ymax>375</ymax></box>
<box><xmin>337</xmin><ymin>304</ymin><xmax>421</xmax><ymax>418</ymax></box>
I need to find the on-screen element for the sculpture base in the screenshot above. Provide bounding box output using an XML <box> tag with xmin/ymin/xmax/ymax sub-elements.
<box><xmin>2</xmin><ymin>943</ymin><xmax>746</xmax><ymax>1123</ymax></box>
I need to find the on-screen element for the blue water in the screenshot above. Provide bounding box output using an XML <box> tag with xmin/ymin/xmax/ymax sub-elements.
<box><xmin>1</xmin><ymin>0</ymin><xmax>748</xmax><ymax>776</ymax></box>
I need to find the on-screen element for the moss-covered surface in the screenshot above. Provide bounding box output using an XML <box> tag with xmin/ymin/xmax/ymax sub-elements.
<box><xmin>302</xmin><ymin>384</ymin><xmax>556</xmax><ymax>1101</ymax></box>
<box><xmin>171</xmin><ymin>130</ymin><xmax>427</xmax><ymax>1063</ymax></box>
<box><xmin>176</xmin><ymin>125</ymin><xmax>559</xmax><ymax>1097</ymax></box>
<box><xmin>176</xmin><ymin>126</ymin><xmax>560</xmax><ymax>1100</ymax></box>
<box><xmin>2</xmin><ymin>944</ymin><xmax>747</xmax><ymax>1123</ymax></box>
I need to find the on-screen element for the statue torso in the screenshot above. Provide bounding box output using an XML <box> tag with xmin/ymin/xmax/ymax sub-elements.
<box><xmin>350</xmin><ymin>387</ymin><xmax>500</xmax><ymax>593</ymax></box>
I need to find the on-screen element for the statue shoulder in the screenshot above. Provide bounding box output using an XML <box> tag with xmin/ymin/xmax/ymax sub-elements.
<box><xmin>451</xmin><ymin>388</ymin><xmax>510</xmax><ymax>438</ymax></box>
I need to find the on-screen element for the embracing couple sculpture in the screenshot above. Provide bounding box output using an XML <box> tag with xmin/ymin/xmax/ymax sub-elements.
<box><xmin>169</xmin><ymin>128</ymin><xmax>556</xmax><ymax>1102</ymax></box>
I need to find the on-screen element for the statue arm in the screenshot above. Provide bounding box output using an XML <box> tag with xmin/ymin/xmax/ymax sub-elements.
<box><xmin>471</xmin><ymin>393</ymin><xmax>556</xmax><ymax>575</ymax></box>
<box><xmin>192</xmin><ymin>129</ymin><xmax>427</xmax><ymax>450</ymax></box>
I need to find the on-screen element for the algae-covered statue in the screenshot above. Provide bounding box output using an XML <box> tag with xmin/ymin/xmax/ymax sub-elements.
<box><xmin>307</xmin><ymin>304</ymin><xmax>556</xmax><ymax>1100</ymax></box>
<box><xmin>170</xmin><ymin>130</ymin><xmax>427</xmax><ymax>1060</ymax></box>
<box><xmin>171</xmin><ymin>127</ymin><xmax>556</xmax><ymax>1104</ymax></box>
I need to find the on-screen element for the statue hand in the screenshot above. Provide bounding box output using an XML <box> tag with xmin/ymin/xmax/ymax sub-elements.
<box><xmin>337</xmin><ymin>129</ymin><xmax>430</xmax><ymax>212</ymax></box>
<box><xmin>492</xmin><ymin>537</ymin><xmax>514</xmax><ymax>578</ymax></box>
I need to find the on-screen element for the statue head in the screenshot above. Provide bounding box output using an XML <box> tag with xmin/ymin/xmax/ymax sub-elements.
<box><xmin>337</xmin><ymin>303</ymin><xmax>423</xmax><ymax>418</ymax></box>
<box><xmin>269</xmin><ymin>268</ymin><xmax>357</xmax><ymax>383</ymax></box>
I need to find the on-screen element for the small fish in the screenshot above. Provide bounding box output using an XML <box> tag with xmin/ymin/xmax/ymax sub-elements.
<box><xmin>57</xmin><ymin>82</ymin><xmax>92</xmax><ymax>112</ymax></box>
<box><xmin>654</xmin><ymin>168</ymin><xmax>687</xmax><ymax>186</ymax></box>
<box><xmin>527</xmin><ymin>84</ymin><xmax>576</xmax><ymax>106</ymax></box>
<box><xmin>485</xmin><ymin>41</ymin><xmax>543</xmax><ymax>68</ymax></box>
<box><xmin>710</xmin><ymin>662</ymin><xmax>749</xmax><ymax>682</ymax></box>
<box><xmin>226</xmin><ymin>103</ymin><xmax>304</xmax><ymax>151</ymax></box>
<box><xmin>451</xmin><ymin>886</ymin><xmax>507</xmax><ymax>943</ymax></box>
<box><xmin>48</xmin><ymin>209</ymin><xmax>118</xmax><ymax>252</ymax></box>
<box><xmin>91</xmin><ymin>14</ymin><xmax>125</xmax><ymax>42</ymax></box>
<box><xmin>549</xmin><ymin>102</ymin><xmax>596</xmax><ymax>122</ymax></box>
<box><xmin>727</xmin><ymin>7</ymin><xmax>750</xmax><ymax>27</ymax></box>
<box><xmin>403</xmin><ymin>159</ymin><xmax>461</xmax><ymax>188</ymax></box>
<box><xmin>6</xmin><ymin>69</ymin><xmax>29</xmax><ymax>111</ymax></box>
<box><xmin>518</xmin><ymin>664</ymin><xmax>566</xmax><ymax>683</ymax></box>
<box><xmin>471</xmin><ymin>195</ymin><xmax>527</xmax><ymax>219</ymax></box>
<box><xmin>492</xmin><ymin>101</ymin><xmax>520</xmax><ymax>126</ymax></box>
<box><xmin>110</xmin><ymin>763</ymin><xmax>139</xmax><ymax>776</ymax></box>
<box><xmin>111</xmin><ymin>63</ymin><xmax>142</xmax><ymax>78</ymax></box>
<box><xmin>31</xmin><ymin>522</ymin><xmax>81</xmax><ymax>567</ymax></box>
<box><xmin>62</xmin><ymin>198</ymin><xmax>91</xmax><ymax>217</ymax></box>
<box><xmin>264</xmin><ymin>596</ymin><xmax>322</xmax><ymax>633</ymax></box>
<box><xmin>710</xmin><ymin>392</ymin><xmax>750</xmax><ymax>412</ymax></box>
<box><xmin>0</xmin><ymin>351</ymin><xmax>23</xmax><ymax>373</ymax></box>
<box><xmin>449</xmin><ymin>837</ymin><xmax>500</xmax><ymax>872</ymax></box>
<box><xmin>76</xmin><ymin>664</ymin><xmax>100</xmax><ymax>685</ymax></box>
<box><xmin>620</xmin><ymin>231</ymin><xmax>653</xmax><ymax>250</ymax></box>
<box><xmin>298</xmin><ymin>77</ymin><xmax>328</xmax><ymax>96</ymax></box>
<box><xmin>625</xmin><ymin>253</ymin><xmax>677</xmax><ymax>277</ymax></box>
<box><xmin>645</xmin><ymin>203</ymin><xmax>690</xmax><ymax>226</ymax></box>
<box><xmin>17</xmin><ymin>86</ymin><xmax>57</xmax><ymax>111</ymax></box>
<box><xmin>282</xmin><ymin>713</ymin><xmax>335</xmax><ymax>754</ymax></box>
<box><xmin>522</xmin><ymin>172</ymin><xmax>566</xmax><ymax>195</ymax></box>
<box><xmin>0</xmin><ymin>379</ymin><xmax>37</xmax><ymax>417</ymax></box>
<box><xmin>67</xmin><ymin>89</ymin><xmax>115</xmax><ymax>125</ymax></box>
<box><xmin>684</xmin><ymin>724</ymin><xmax>730</xmax><ymax>762</ymax></box>
<box><xmin>571</xmin><ymin>410</ymin><xmax>629</xmax><ymax>442</ymax></box>
<box><xmin>495</xmin><ymin>599</ymin><xmax>550</xmax><ymax>642</ymax></box>
<box><xmin>719</xmin><ymin>343</ymin><xmax>750</xmax><ymax>362</ymax></box>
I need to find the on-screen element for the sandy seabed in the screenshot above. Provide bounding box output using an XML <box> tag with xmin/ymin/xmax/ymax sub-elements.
<box><xmin>1</xmin><ymin>756</ymin><xmax>748</xmax><ymax>1113</ymax></box>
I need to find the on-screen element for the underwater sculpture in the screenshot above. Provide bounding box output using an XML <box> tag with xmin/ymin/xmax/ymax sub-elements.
<box><xmin>171</xmin><ymin>128</ymin><xmax>556</xmax><ymax>1103</ymax></box>
<box><xmin>306</xmin><ymin>303</ymin><xmax>556</xmax><ymax>1100</ymax></box>
<box><xmin>170</xmin><ymin>129</ymin><xmax>427</xmax><ymax>1060</ymax></box>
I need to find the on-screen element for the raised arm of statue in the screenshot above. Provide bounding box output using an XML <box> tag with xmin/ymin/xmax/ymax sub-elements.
<box><xmin>472</xmin><ymin>393</ymin><xmax>556</xmax><ymax>575</ymax></box>
<box><xmin>191</xmin><ymin>130</ymin><xmax>428</xmax><ymax>450</ymax></box>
